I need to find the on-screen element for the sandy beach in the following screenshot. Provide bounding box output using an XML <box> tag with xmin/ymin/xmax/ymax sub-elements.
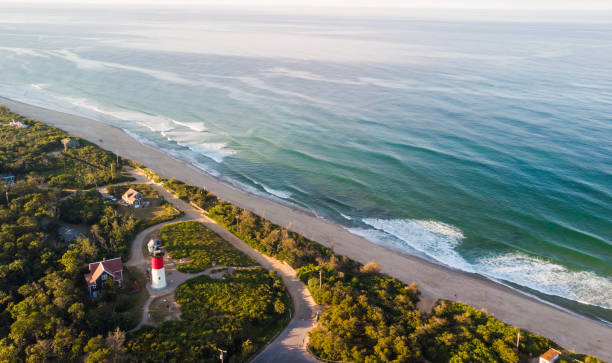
<box><xmin>2</xmin><ymin>96</ymin><xmax>610</xmax><ymax>360</ymax></box>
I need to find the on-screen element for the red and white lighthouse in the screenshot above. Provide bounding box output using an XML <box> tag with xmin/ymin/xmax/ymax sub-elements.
<box><xmin>151</xmin><ymin>248</ymin><xmax>167</xmax><ymax>290</ymax></box>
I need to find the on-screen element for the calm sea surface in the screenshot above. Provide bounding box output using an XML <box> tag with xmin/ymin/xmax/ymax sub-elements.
<box><xmin>1</xmin><ymin>6</ymin><xmax>610</xmax><ymax>321</ymax></box>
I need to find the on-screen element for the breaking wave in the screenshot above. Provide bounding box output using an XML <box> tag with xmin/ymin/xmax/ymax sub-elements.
<box><xmin>259</xmin><ymin>184</ymin><xmax>292</xmax><ymax>199</ymax></box>
<box><xmin>0</xmin><ymin>84</ymin><xmax>235</xmax><ymax>166</ymax></box>
<box><xmin>477</xmin><ymin>253</ymin><xmax>612</xmax><ymax>309</ymax></box>
<box><xmin>171</xmin><ymin>119</ymin><xmax>207</xmax><ymax>132</ymax></box>
<box><xmin>357</xmin><ymin>218</ymin><xmax>612</xmax><ymax>309</ymax></box>
<box><xmin>160</xmin><ymin>129</ymin><xmax>235</xmax><ymax>163</ymax></box>
<box><xmin>361</xmin><ymin>218</ymin><xmax>473</xmax><ymax>271</ymax></box>
<box><xmin>340</xmin><ymin>213</ymin><xmax>353</xmax><ymax>220</ymax></box>
<box><xmin>241</xmin><ymin>175</ymin><xmax>293</xmax><ymax>200</ymax></box>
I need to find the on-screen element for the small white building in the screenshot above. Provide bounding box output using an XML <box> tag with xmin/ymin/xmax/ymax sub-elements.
<box><xmin>147</xmin><ymin>239</ymin><xmax>162</xmax><ymax>254</ymax></box>
<box><xmin>122</xmin><ymin>188</ymin><xmax>144</xmax><ymax>208</ymax></box>
<box><xmin>9</xmin><ymin>118</ymin><xmax>29</xmax><ymax>128</ymax></box>
<box><xmin>539</xmin><ymin>348</ymin><xmax>561</xmax><ymax>363</ymax></box>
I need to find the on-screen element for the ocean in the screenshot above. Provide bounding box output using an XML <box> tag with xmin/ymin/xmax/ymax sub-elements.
<box><xmin>1</xmin><ymin>5</ymin><xmax>610</xmax><ymax>322</ymax></box>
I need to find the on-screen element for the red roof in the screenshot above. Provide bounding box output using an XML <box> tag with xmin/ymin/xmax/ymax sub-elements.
<box><xmin>85</xmin><ymin>258</ymin><xmax>123</xmax><ymax>286</ymax></box>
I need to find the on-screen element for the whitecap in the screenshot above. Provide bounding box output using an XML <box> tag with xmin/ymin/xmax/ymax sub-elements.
<box><xmin>186</xmin><ymin>142</ymin><xmax>235</xmax><ymax>164</ymax></box>
<box><xmin>348</xmin><ymin>226</ymin><xmax>417</xmax><ymax>254</ymax></box>
<box><xmin>171</xmin><ymin>119</ymin><xmax>207</xmax><ymax>132</ymax></box>
<box><xmin>355</xmin><ymin>218</ymin><xmax>612</xmax><ymax>309</ymax></box>
<box><xmin>340</xmin><ymin>213</ymin><xmax>353</xmax><ymax>220</ymax></box>
<box><xmin>361</xmin><ymin>218</ymin><xmax>473</xmax><ymax>272</ymax></box>
<box><xmin>241</xmin><ymin>174</ymin><xmax>292</xmax><ymax>199</ymax></box>
<box><xmin>259</xmin><ymin>184</ymin><xmax>292</xmax><ymax>199</ymax></box>
<box><xmin>476</xmin><ymin>253</ymin><xmax>612</xmax><ymax>309</ymax></box>
<box><xmin>122</xmin><ymin>128</ymin><xmax>158</xmax><ymax>148</ymax></box>
<box><xmin>161</xmin><ymin>129</ymin><xmax>235</xmax><ymax>163</ymax></box>
<box><xmin>54</xmin><ymin>96</ymin><xmax>176</xmax><ymax>133</ymax></box>
<box><xmin>163</xmin><ymin>148</ymin><xmax>221</xmax><ymax>177</ymax></box>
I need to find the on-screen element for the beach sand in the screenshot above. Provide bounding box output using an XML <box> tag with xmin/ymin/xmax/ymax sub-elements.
<box><xmin>2</xmin><ymin>96</ymin><xmax>610</xmax><ymax>360</ymax></box>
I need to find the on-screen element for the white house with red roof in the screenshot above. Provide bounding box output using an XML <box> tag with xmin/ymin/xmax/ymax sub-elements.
<box><xmin>84</xmin><ymin>257</ymin><xmax>123</xmax><ymax>297</ymax></box>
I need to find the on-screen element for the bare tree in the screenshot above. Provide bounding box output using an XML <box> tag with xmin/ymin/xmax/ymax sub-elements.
<box><xmin>90</xmin><ymin>224</ymin><xmax>108</xmax><ymax>251</ymax></box>
<box><xmin>105</xmin><ymin>327</ymin><xmax>125</xmax><ymax>363</ymax></box>
<box><xmin>360</xmin><ymin>259</ymin><xmax>381</xmax><ymax>274</ymax></box>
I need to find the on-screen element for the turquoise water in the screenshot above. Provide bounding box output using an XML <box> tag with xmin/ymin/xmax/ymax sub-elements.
<box><xmin>1</xmin><ymin>6</ymin><xmax>610</xmax><ymax>321</ymax></box>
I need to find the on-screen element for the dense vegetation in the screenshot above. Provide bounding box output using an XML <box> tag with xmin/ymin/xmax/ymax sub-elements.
<box><xmin>299</xmin><ymin>260</ymin><xmax>560</xmax><ymax>362</ymax></box>
<box><xmin>107</xmin><ymin>183</ymin><xmax>182</xmax><ymax>229</ymax></box>
<box><xmin>1</xmin><ymin>108</ymin><xmax>292</xmax><ymax>362</ymax></box>
<box><xmin>0</xmin><ymin>107</ymin><xmax>603</xmax><ymax>362</ymax></box>
<box><xmin>0</xmin><ymin>109</ymin><xmax>144</xmax><ymax>362</ymax></box>
<box><xmin>157</xmin><ymin>166</ymin><xmax>605</xmax><ymax>363</ymax></box>
<box><xmin>126</xmin><ymin>268</ymin><xmax>290</xmax><ymax>362</ymax></box>
<box><xmin>59</xmin><ymin>189</ymin><xmax>105</xmax><ymax>225</ymax></box>
<box><xmin>0</xmin><ymin>107</ymin><xmax>129</xmax><ymax>190</ymax></box>
<box><xmin>159</xmin><ymin>221</ymin><xmax>255</xmax><ymax>273</ymax></box>
<box><xmin>163</xmin><ymin>178</ymin><xmax>220</xmax><ymax>211</ymax></box>
<box><xmin>0</xmin><ymin>178</ymin><xmax>137</xmax><ymax>361</ymax></box>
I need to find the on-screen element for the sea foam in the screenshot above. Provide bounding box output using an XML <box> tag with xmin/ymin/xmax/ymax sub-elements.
<box><xmin>259</xmin><ymin>184</ymin><xmax>292</xmax><ymax>199</ymax></box>
<box><xmin>2</xmin><ymin>84</ymin><xmax>234</xmax><ymax>166</ymax></box>
<box><xmin>242</xmin><ymin>174</ymin><xmax>293</xmax><ymax>199</ymax></box>
<box><xmin>361</xmin><ymin>218</ymin><xmax>474</xmax><ymax>272</ymax></box>
<box><xmin>477</xmin><ymin>253</ymin><xmax>612</xmax><ymax>309</ymax></box>
<box><xmin>171</xmin><ymin>119</ymin><xmax>207</xmax><ymax>132</ymax></box>
<box><xmin>187</xmin><ymin>142</ymin><xmax>234</xmax><ymax>164</ymax></box>
<box><xmin>357</xmin><ymin>218</ymin><xmax>612</xmax><ymax>309</ymax></box>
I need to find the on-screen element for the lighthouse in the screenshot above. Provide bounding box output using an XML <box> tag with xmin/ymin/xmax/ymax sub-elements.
<box><xmin>151</xmin><ymin>248</ymin><xmax>167</xmax><ymax>290</ymax></box>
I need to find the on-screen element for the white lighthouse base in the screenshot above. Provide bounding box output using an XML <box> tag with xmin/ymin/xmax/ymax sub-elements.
<box><xmin>151</xmin><ymin>267</ymin><xmax>167</xmax><ymax>290</ymax></box>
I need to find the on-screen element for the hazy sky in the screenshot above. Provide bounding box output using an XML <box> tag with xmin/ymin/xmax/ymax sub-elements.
<box><xmin>10</xmin><ymin>0</ymin><xmax>612</xmax><ymax>10</ymax></box>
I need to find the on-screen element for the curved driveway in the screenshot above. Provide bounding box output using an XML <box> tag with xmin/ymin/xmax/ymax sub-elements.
<box><xmin>125</xmin><ymin>169</ymin><xmax>321</xmax><ymax>362</ymax></box>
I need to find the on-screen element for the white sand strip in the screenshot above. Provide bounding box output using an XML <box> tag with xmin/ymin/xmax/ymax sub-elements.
<box><xmin>2</xmin><ymin>96</ymin><xmax>610</xmax><ymax>360</ymax></box>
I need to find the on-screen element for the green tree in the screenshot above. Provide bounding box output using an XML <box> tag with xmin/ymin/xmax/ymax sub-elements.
<box><xmin>273</xmin><ymin>299</ymin><xmax>286</xmax><ymax>315</ymax></box>
<box><xmin>0</xmin><ymin>338</ymin><xmax>19</xmax><ymax>363</ymax></box>
<box><xmin>84</xmin><ymin>336</ymin><xmax>112</xmax><ymax>363</ymax></box>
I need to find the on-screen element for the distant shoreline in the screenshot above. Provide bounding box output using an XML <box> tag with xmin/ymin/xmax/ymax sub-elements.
<box><xmin>2</xmin><ymin>95</ymin><xmax>611</xmax><ymax>360</ymax></box>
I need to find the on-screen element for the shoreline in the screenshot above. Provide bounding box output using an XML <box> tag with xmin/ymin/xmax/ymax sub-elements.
<box><xmin>2</xmin><ymin>96</ymin><xmax>611</xmax><ymax>360</ymax></box>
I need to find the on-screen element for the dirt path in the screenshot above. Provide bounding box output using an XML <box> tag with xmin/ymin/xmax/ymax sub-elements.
<box><xmin>126</xmin><ymin>219</ymin><xmax>194</xmax><ymax>331</ymax></box>
<box><xmin>8</xmin><ymin>97</ymin><xmax>610</xmax><ymax>360</ymax></box>
<box><xmin>124</xmin><ymin>169</ymin><xmax>321</xmax><ymax>361</ymax></box>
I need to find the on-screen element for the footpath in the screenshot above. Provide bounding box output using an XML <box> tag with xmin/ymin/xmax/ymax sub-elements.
<box><xmin>123</xmin><ymin>169</ymin><xmax>321</xmax><ymax>362</ymax></box>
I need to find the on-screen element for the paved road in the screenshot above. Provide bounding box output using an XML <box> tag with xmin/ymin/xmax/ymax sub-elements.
<box><xmin>8</xmin><ymin>97</ymin><xmax>609</xmax><ymax>360</ymax></box>
<box><xmin>124</xmin><ymin>169</ymin><xmax>321</xmax><ymax>362</ymax></box>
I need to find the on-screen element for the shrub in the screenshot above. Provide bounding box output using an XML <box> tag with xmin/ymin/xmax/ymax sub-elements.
<box><xmin>160</xmin><ymin>221</ymin><xmax>255</xmax><ymax>272</ymax></box>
